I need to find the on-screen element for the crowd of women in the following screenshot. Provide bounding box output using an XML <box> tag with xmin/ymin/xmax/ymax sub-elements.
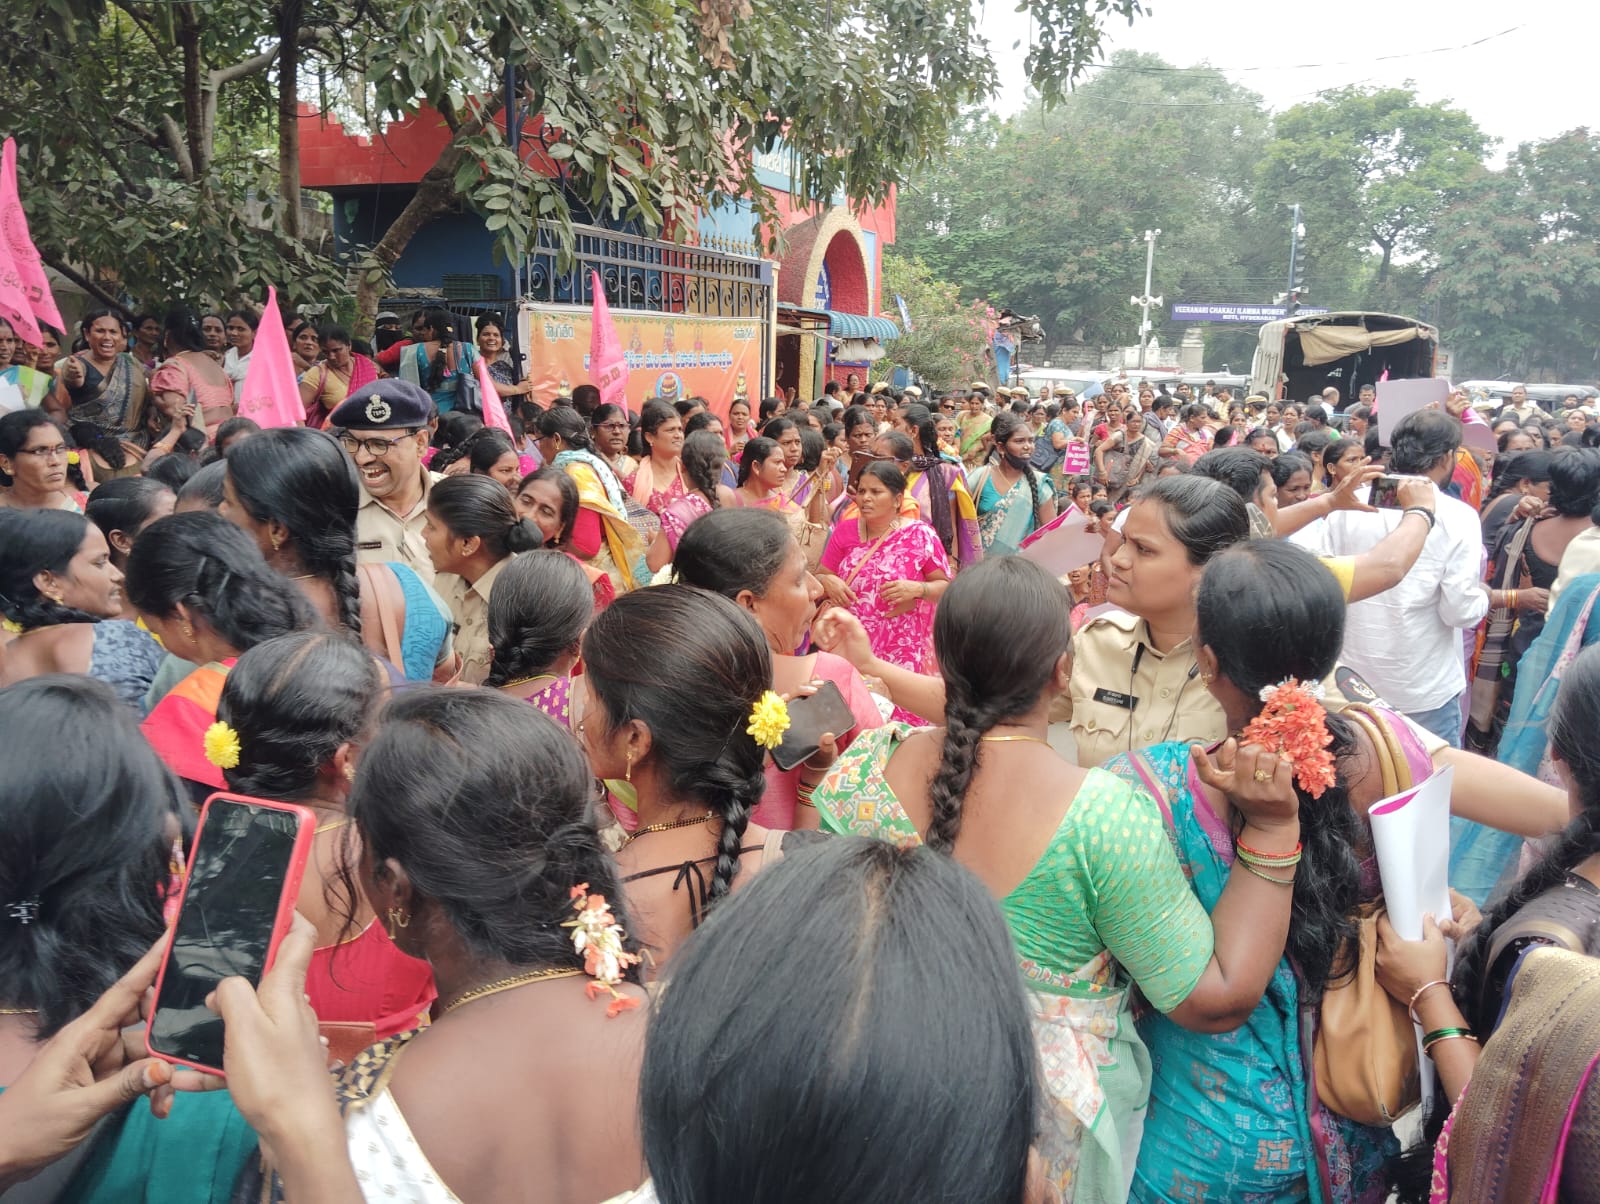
<box><xmin>2</xmin><ymin>315</ymin><xmax>1599</xmax><ymax>1204</ymax></box>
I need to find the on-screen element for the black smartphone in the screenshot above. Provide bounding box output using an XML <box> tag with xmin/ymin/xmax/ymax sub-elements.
<box><xmin>147</xmin><ymin>794</ymin><xmax>316</xmax><ymax>1076</ymax></box>
<box><xmin>1370</xmin><ymin>475</ymin><xmax>1407</xmax><ymax>509</ymax></box>
<box><xmin>771</xmin><ymin>680</ymin><xmax>859</xmax><ymax>772</ymax></box>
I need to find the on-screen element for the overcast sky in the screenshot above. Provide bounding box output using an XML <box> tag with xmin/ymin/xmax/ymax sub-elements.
<box><xmin>978</xmin><ymin>0</ymin><xmax>1598</xmax><ymax>158</ymax></box>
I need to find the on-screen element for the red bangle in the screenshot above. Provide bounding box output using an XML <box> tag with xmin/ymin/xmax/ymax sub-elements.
<box><xmin>1235</xmin><ymin>838</ymin><xmax>1302</xmax><ymax>864</ymax></box>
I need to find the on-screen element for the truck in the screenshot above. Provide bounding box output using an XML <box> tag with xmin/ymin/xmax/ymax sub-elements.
<box><xmin>1250</xmin><ymin>311</ymin><xmax>1439</xmax><ymax>406</ymax></box>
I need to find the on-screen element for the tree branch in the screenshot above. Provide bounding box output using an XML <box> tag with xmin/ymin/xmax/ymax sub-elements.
<box><xmin>110</xmin><ymin>112</ymin><xmax>164</xmax><ymax>153</ymax></box>
<box><xmin>159</xmin><ymin>114</ymin><xmax>196</xmax><ymax>182</ymax></box>
<box><xmin>41</xmin><ymin>255</ymin><xmax>124</xmax><ymax>310</ymax></box>
<box><xmin>212</xmin><ymin>41</ymin><xmax>282</xmax><ymax>87</ymax></box>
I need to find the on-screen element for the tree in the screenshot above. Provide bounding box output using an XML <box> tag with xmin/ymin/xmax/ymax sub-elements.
<box><xmin>1255</xmin><ymin>85</ymin><xmax>1488</xmax><ymax>287</ymax></box>
<box><xmin>898</xmin><ymin>52</ymin><xmax>1272</xmax><ymax>351</ymax></box>
<box><xmin>3</xmin><ymin>0</ymin><xmax>1148</xmax><ymax>325</ymax></box>
<box><xmin>1428</xmin><ymin>129</ymin><xmax>1600</xmax><ymax>381</ymax></box>
<box><xmin>0</xmin><ymin>0</ymin><xmax>352</xmax><ymax>311</ymax></box>
<box><xmin>871</xmin><ymin>252</ymin><xmax>994</xmax><ymax>387</ymax></box>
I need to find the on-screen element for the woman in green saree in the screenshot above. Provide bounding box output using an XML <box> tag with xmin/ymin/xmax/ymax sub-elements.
<box><xmin>808</xmin><ymin>555</ymin><xmax>1301</xmax><ymax>1202</ymax></box>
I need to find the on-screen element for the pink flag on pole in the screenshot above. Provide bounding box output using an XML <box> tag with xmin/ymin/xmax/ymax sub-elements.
<box><xmin>474</xmin><ymin>354</ymin><xmax>513</xmax><ymax>437</ymax></box>
<box><xmin>0</xmin><ymin>139</ymin><xmax>64</xmax><ymax>333</ymax></box>
<box><xmin>0</xmin><ymin>232</ymin><xmax>42</xmax><ymax>347</ymax></box>
<box><xmin>589</xmin><ymin>270</ymin><xmax>630</xmax><ymax>412</ymax></box>
<box><xmin>236</xmin><ymin>287</ymin><xmax>305</xmax><ymax>430</ymax></box>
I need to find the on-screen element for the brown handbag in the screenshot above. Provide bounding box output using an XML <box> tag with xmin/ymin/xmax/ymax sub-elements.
<box><xmin>1309</xmin><ymin>704</ymin><xmax>1422</xmax><ymax>1126</ymax></box>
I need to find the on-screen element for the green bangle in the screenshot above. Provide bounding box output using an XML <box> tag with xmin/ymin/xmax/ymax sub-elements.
<box><xmin>1237</xmin><ymin>860</ymin><xmax>1295</xmax><ymax>886</ymax></box>
<box><xmin>1421</xmin><ymin>1026</ymin><xmax>1473</xmax><ymax>1046</ymax></box>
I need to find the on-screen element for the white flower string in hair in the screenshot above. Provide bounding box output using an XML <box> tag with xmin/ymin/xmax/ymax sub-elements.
<box><xmin>564</xmin><ymin>884</ymin><xmax>642</xmax><ymax>1017</ymax></box>
<box><xmin>1258</xmin><ymin>677</ymin><xmax>1325</xmax><ymax>703</ymax></box>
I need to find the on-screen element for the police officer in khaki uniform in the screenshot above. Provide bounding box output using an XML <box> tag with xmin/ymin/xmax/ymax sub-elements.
<box><xmin>327</xmin><ymin>380</ymin><xmax>441</xmax><ymax>583</ymax></box>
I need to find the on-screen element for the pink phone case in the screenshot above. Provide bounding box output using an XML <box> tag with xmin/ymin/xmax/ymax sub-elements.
<box><xmin>145</xmin><ymin>793</ymin><xmax>317</xmax><ymax>1077</ymax></box>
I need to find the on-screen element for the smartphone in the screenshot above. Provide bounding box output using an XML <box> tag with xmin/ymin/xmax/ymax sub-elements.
<box><xmin>147</xmin><ymin>794</ymin><xmax>317</xmax><ymax>1076</ymax></box>
<box><xmin>847</xmin><ymin>450</ymin><xmax>885</xmax><ymax>493</ymax></box>
<box><xmin>771</xmin><ymin>680</ymin><xmax>859</xmax><ymax>772</ymax></box>
<box><xmin>1369</xmin><ymin>474</ymin><xmax>1413</xmax><ymax>509</ymax></box>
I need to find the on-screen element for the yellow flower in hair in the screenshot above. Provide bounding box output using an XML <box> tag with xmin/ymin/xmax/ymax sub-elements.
<box><xmin>746</xmin><ymin>690</ymin><xmax>790</xmax><ymax>750</ymax></box>
<box><xmin>2</xmin><ymin>618</ymin><xmax>21</xmax><ymax>634</ymax></box>
<box><xmin>203</xmin><ymin>721</ymin><xmax>241</xmax><ymax>771</ymax></box>
<box><xmin>66</xmin><ymin>451</ymin><xmax>80</xmax><ymax>466</ymax></box>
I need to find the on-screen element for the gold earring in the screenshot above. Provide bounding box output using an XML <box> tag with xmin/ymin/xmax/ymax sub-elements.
<box><xmin>342</xmin><ymin>762</ymin><xmax>356</xmax><ymax>782</ymax></box>
<box><xmin>270</xmin><ymin>531</ymin><xmax>283</xmax><ymax>552</ymax></box>
<box><xmin>182</xmin><ymin>621</ymin><xmax>194</xmax><ymax>639</ymax></box>
<box><xmin>1201</xmin><ymin>673</ymin><xmax>1215</xmax><ymax>684</ymax></box>
<box><xmin>386</xmin><ymin>907</ymin><xmax>409</xmax><ymax>940</ymax></box>
<box><xmin>624</xmin><ymin>753</ymin><xmax>633</xmax><ymax>784</ymax></box>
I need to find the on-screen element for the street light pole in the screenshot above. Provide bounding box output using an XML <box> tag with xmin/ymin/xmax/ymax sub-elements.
<box><xmin>1129</xmin><ymin>228</ymin><xmax>1162</xmax><ymax>370</ymax></box>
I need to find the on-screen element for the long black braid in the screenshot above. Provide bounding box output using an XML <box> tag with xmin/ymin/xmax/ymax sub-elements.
<box><xmin>988</xmin><ymin>410</ymin><xmax>1042</xmax><ymax>524</ymax></box>
<box><xmin>923</xmin><ymin>558</ymin><xmax>1072</xmax><ymax>853</ymax></box>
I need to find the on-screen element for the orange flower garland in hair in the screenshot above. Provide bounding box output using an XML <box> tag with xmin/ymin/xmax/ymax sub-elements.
<box><xmin>1239</xmin><ymin>677</ymin><xmax>1337</xmax><ymax>799</ymax></box>
<box><xmin>564</xmin><ymin>884</ymin><xmax>643</xmax><ymax>1017</ymax></box>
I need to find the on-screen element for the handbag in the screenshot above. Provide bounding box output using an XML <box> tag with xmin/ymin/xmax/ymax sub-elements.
<box><xmin>1310</xmin><ymin>703</ymin><xmax>1422</xmax><ymax>1126</ymax></box>
<box><xmin>447</xmin><ymin>343</ymin><xmax>482</xmax><ymax>416</ymax></box>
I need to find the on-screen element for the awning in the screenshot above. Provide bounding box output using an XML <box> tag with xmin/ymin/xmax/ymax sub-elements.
<box><xmin>826</xmin><ymin>311</ymin><xmax>901</xmax><ymax>341</ymax></box>
<box><xmin>1298</xmin><ymin>322</ymin><xmax>1431</xmax><ymax>367</ymax></box>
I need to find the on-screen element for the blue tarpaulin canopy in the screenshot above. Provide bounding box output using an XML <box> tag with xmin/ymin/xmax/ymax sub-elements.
<box><xmin>826</xmin><ymin>311</ymin><xmax>900</xmax><ymax>341</ymax></box>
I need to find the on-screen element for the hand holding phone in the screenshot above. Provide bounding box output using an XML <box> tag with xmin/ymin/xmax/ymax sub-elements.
<box><xmin>771</xmin><ymin>679</ymin><xmax>859</xmax><ymax>772</ymax></box>
<box><xmin>147</xmin><ymin>795</ymin><xmax>317</xmax><ymax>1077</ymax></box>
<box><xmin>1369</xmin><ymin>475</ymin><xmax>1429</xmax><ymax>510</ymax></box>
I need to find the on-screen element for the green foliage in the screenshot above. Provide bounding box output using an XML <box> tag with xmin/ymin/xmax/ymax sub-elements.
<box><xmin>0</xmin><ymin>0</ymin><xmax>1143</xmax><ymax>318</ymax></box>
<box><xmin>899</xmin><ymin>53</ymin><xmax>1273</xmax><ymax>352</ymax></box>
<box><xmin>872</xmin><ymin>252</ymin><xmax>995</xmax><ymax>387</ymax></box>
<box><xmin>1256</xmin><ymin>85</ymin><xmax>1488</xmax><ymax>285</ymax></box>
<box><xmin>1429</xmin><ymin>129</ymin><xmax>1600</xmax><ymax>381</ymax></box>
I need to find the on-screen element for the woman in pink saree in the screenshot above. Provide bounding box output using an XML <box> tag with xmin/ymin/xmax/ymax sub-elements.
<box><xmin>817</xmin><ymin>461</ymin><xmax>951</xmax><ymax>724</ymax></box>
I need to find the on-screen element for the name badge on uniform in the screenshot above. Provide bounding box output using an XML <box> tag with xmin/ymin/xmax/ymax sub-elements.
<box><xmin>357</xmin><ymin>540</ymin><xmax>382</xmax><ymax>551</ymax></box>
<box><xmin>1093</xmin><ymin>687</ymin><xmax>1138</xmax><ymax>711</ymax></box>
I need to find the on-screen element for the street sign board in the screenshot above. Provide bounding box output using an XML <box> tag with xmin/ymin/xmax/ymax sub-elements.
<box><xmin>1170</xmin><ymin>303</ymin><xmax>1331</xmax><ymax>323</ymax></box>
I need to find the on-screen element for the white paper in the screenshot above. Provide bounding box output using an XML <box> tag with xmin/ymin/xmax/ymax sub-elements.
<box><xmin>1368</xmin><ymin>763</ymin><xmax>1454</xmax><ymax>1105</ymax></box>
<box><xmin>0</xmin><ymin>380</ymin><xmax>25</xmax><ymax>414</ymax></box>
<box><xmin>1369</xmin><ymin>764</ymin><xmax>1453</xmax><ymax>940</ymax></box>
<box><xmin>1375</xmin><ymin>377</ymin><xmax>1450</xmax><ymax>442</ymax></box>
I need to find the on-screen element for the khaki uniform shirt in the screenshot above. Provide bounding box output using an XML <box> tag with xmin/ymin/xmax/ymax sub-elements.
<box><xmin>1069</xmin><ymin>610</ymin><xmax>1224</xmax><ymax>768</ymax></box>
<box><xmin>1068</xmin><ymin>608</ymin><xmax>1448</xmax><ymax>770</ymax></box>
<box><xmin>356</xmin><ymin>468</ymin><xmax>440</xmax><ymax>583</ymax></box>
<box><xmin>439</xmin><ymin>555</ymin><xmax>512</xmax><ymax>686</ymax></box>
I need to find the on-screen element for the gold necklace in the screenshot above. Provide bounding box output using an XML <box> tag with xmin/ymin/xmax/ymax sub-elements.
<box><xmin>499</xmin><ymin>673</ymin><xmax>558</xmax><ymax>691</ymax></box>
<box><xmin>979</xmin><ymin>734</ymin><xmax>1053</xmax><ymax>748</ymax></box>
<box><xmin>620</xmin><ymin>809</ymin><xmax>718</xmax><ymax>848</ymax></box>
<box><xmin>0</xmin><ymin>1007</ymin><xmax>38</xmax><ymax>1015</ymax></box>
<box><xmin>440</xmin><ymin>967</ymin><xmax>584</xmax><ymax>1016</ymax></box>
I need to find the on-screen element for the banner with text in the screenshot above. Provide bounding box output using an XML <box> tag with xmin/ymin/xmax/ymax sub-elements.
<box><xmin>518</xmin><ymin>305</ymin><xmax>763</xmax><ymax>421</ymax></box>
<box><xmin>1169</xmin><ymin>302</ymin><xmax>1331</xmax><ymax>324</ymax></box>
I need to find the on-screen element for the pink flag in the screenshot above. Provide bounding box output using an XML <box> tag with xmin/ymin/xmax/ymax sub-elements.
<box><xmin>0</xmin><ymin>232</ymin><xmax>41</xmax><ymax>346</ymax></box>
<box><xmin>589</xmin><ymin>270</ymin><xmax>629</xmax><ymax>412</ymax></box>
<box><xmin>474</xmin><ymin>354</ymin><xmax>513</xmax><ymax>437</ymax></box>
<box><xmin>0</xmin><ymin>139</ymin><xmax>64</xmax><ymax>334</ymax></box>
<box><xmin>236</xmin><ymin>287</ymin><xmax>305</xmax><ymax>429</ymax></box>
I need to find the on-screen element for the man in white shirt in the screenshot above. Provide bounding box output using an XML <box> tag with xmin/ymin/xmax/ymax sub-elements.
<box><xmin>1302</xmin><ymin>409</ymin><xmax>1488</xmax><ymax>745</ymax></box>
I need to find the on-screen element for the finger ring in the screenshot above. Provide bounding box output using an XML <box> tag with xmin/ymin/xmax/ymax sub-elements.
<box><xmin>1253</xmin><ymin>768</ymin><xmax>1271</xmax><ymax>782</ymax></box>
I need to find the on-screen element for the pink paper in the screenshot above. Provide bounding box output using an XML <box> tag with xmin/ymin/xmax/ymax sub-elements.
<box><xmin>588</xmin><ymin>270</ymin><xmax>629</xmax><ymax>412</ymax></box>
<box><xmin>1061</xmin><ymin>440</ymin><xmax>1091</xmax><ymax>475</ymax></box>
<box><xmin>474</xmin><ymin>355</ymin><xmax>513</xmax><ymax>436</ymax></box>
<box><xmin>0</xmin><ymin>139</ymin><xmax>64</xmax><ymax>333</ymax></box>
<box><xmin>236</xmin><ymin>287</ymin><xmax>305</xmax><ymax>430</ymax></box>
<box><xmin>1020</xmin><ymin>503</ymin><xmax>1105</xmax><ymax>574</ymax></box>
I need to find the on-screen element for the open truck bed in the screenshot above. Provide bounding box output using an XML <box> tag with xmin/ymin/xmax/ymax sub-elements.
<box><xmin>1250</xmin><ymin>312</ymin><xmax>1438</xmax><ymax>405</ymax></box>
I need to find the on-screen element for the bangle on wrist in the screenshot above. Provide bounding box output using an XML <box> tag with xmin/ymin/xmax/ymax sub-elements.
<box><xmin>1422</xmin><ymin>1026</ymin><xmax>1477</xmax><ymax>1055</ymax></box>
<box><xmin>1401</xmin><ymin>506</ymin><xmax>1436</xmax><ymax>530</ymax></box>
<box><xmin>1237</xmin><ymin>860</ymin><xmax>1295</xmax><ymax>886</ymax></box>
<box><xmin>1407</xmin><ymin>979</ymin><xmax>1451</xmax><ymax>1025</ymax></box>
